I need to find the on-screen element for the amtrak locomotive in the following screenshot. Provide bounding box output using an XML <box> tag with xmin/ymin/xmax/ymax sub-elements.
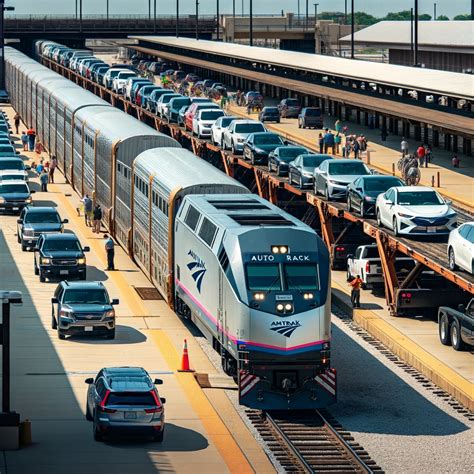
<box><xmin>5</xmin><ymin>45</ymin><xmax>336</xmax><ymax>409</ymax></box>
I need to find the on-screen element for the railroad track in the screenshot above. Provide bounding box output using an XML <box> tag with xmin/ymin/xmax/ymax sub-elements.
<box><xmin>248</xmin><ymin>409</ymin><xmax>382</xmax><ymax>473</ymax></box>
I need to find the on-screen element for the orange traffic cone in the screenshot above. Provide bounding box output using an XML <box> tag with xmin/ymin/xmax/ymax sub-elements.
<box><xmin>178</xmin><ymin>339</ymin><xmax>195</xmax><ymax>372</ymax></box>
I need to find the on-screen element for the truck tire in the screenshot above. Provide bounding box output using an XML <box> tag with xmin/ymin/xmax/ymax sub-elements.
<box><xmin>450</xmin><ymin>319</ymin><xmax>465</xmax><ymax>351</ymax></box>
<box><xmin>439</xmin><ymin>314</ymin><xmax>450</xmax><ymax>345</ymax></box>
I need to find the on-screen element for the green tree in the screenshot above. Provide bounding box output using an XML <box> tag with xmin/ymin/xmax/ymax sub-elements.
<box><xmin>453</xmin><ymin>14</ymin><xmax>471</xmax><ymax>20</ymax></box>
<box><xmin>419</xmin><ymin>14</ymin><xmax>432</xmax><ymax>20</ymax></box>
<box><xmin>354</xmin><ymin>12</ymin><xmax>378</xmax><ymax>25</ymax></box>
<box><xmin>436</xmin><ymin>15</ymin><xmax>449</xmax><ymax>20</ymax></box>
<box><xmin>384</xmin><ymin>10</ymin><xmax>412</xmax><ymax>21</ymax></box>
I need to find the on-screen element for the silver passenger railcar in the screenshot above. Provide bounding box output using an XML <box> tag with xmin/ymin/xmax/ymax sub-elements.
<box><xmin>174</xmin><ymin>194</ymin><xmax>334</xmax><ymax>409</ymax></box>
<box><xmin>132</xmin><ymin>148</ymin><xmax>249</xmax><ymax>301</ymax></box>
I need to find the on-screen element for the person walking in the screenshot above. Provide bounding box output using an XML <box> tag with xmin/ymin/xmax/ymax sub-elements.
<box><xmin>452</xmin><ymin>154</ymin><xmax>460</xmax><ymax>168</ymax></box>
<box><xmin>104</xmin><ymin>234</ymin><xmax>115</xmax><ymax>271</ymax></box>
<box><xmin>318</xmin><ymin>133</ymin><xmax>324</xmax><ymax>154</ymax></box>
<box><xmin>334</xmin><ymin>132</ymin><xmax>341</xmax><ymax>155</ymax></box>
<box><xmin>81</xmin><ymin>194</ymin><xmax>93</xmax><ymax>226</ymax></box>
<box><xmin>36</xmin><ymin>160</ymin><xmax>44</xmax><ymax>175</ymax></box>
<box><xmin>352</xmin><ymin>139</ymin><xmax>360</xmax><ymax>159</ymax></box>
<box><xmin>40</xmin><ymin>169</ymin><xmax>49</xmax><ymax>192</ymax></box>
<box><xmin>13</xmin><ymin>113</ymin><xmax>21</xmax><ymax>134</ymax></box>
<box><xmin>401</xmin><ymin>137</ymin><xmax>408</xmax><ymax>157</ymax></box>
<box><xmin>27</xmin><ymin>128</ymin><xmax>36</xmax><ymax>152</ymax></box>
<box><xmin>21</xmin><ymin>131</ymin><xmax>28</xmax><ymax>151</ymax></box>
<box><xmin>93</xmin><ymin>203</ymin><xmax>102</xmax><ymax>234</ymax></box>
<box><xmin>417</xmin><ymin>144</ymin><xmax>426</xmax><ymax>168</ymax></box>
<box><xmin>334</xmin><ymin>119</ymin><xmax>342</xmax><ymax>134</ymax></box>
<box><xmin>381</xmin><ymin>125</ymin><xmax>388</xmax><ymax>141</ymax></box>
<box><xmin>49</xmin><ymin>156</ymin><xmax>57</xmax><ymax>183</ymax></box>
<box><xmin>424</xmin><ymin>144</ymin><xmax>432</xmax><ymax>167</ymax></box>
<box><xmin>323</xmin><ymin>129</ymin><xmax>335</xmax><ymax>154</ymax></box>
<box><xmin>349</xmin><ymin>275</ymin><xmax>363</xmax><ymax>308</ymax></box>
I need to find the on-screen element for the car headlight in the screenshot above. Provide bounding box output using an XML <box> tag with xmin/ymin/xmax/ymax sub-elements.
<box><xmin>41</xmin><ymin>257</ymin><xmax>51</xmax><ymax>264</ymax></box>
<box><xmin>445</xmin><ymin>212</ymin><xmax>457</xmax><ymax>219</ymax></box>
<box><xmin>364</xmin><ymin>196</ymin><xmax>374</xmax><ymax>201</ymax></box>
<box><xmin>0</xmin><ymin>196</ymin><xmax>5</xmax><ymax>204</ymax></box>
<box><xmin>302</xmin><ymin>172</ymin><xmax>313</xmax><ymax>177</ymax></box>
<box><xmin>329</xmin><ymin>180</ymin><xmax>346</xmax><ymax>186</ymax></box>
<box><xmin>26</xmin><ymin>197</ymin><xmax>32</xmax><ymax>203</ymax></box>
<box><xmin>77</xmin><ymin>257</ymin><xmax>86</xmax><ymax>265</ymax></box>
<box><xmin>398</xmin><ymin>213</ymin><xmax>413</xmax><ymax>218</ymax></box>
<box><xmin>104</xmin><ymin>310</ymin><xmax>115</xmax><ymax>318</ymax></box>
<box><xmin>59</xmin><ymin>309</ymin><xmax>73</xmax><ymax>318</ymax></box>
<box><xmin>23</xmin><ymin>228</ymin><xmax>34</xmax><ymax>236</ymax></box>
<box><xmin>237</xmin><ymin>138</ymin><xmax>244</xmax><ymax>143</ymax></box>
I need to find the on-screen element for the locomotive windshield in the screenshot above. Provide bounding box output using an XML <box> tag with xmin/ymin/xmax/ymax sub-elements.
<box><xmin>245</xmin><ymin>263</ymin><xmax>320</xmax><ymax>291</ymax></box>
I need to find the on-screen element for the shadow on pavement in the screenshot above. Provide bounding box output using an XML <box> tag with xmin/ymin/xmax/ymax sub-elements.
<box><xmin>331</xmin><ymin>324</ymin><xmax>469</xmax><ymax>436</ymax></box>
<box><xmin>66</xmin><ymin>325</ymin><xmax>147</xmax><ymax>345</ymax></box>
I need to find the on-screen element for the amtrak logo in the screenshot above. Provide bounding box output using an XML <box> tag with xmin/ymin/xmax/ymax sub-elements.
<box><xmin>187</xmin><ymin>250</ymin><xmax>207</xmax><ymax>293</ymax></box>
<box><xmin>270</xmin><ymin>320</ymin><xmax>302</xmax><ymax>338</ymax></box>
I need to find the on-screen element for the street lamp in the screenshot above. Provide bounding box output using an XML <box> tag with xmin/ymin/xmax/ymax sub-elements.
<box><xmin>176</xmin><ymin>0</ymin><xmax>179</xmax><ymax>37</ymax></box>
<box><xmin>305</xmin><ymin>0</ymin><xmax>309</xmax><ymax>29</ymax></box>
<box><xmin>106</xmin><ymin>0</ymin><xmax>109</xmax><ymax>22</ymax></box>
<box><xmin>433</xmin><ymin>2</ymin><xmax>437</xmax><ymax>20</ymax></box>
<box><xmin>0</xmin><ymin>0</ymin><xmax>14</xmax><ymax>92</ymax></box>
<box><xmin>195</xmin><ymin>0</ymin><xmax>199</xmax><ymax>40</ymax></box>
<box><xmin>216</xmin><ymin>0</ymin><xmax>220</xmax><ymax>41</ymax></box>
<box><xmin>351</xmin><ymin>0</ymin><xmax>355</xmax><ymax>59</ymax></box>
<box><xmin>414</xmin><ymin>0</ymin><xmax>419</xmax><ymax>66</ymax></box>
<box><xmin>153</xmin><ymin>0</ymin><xmax>156</xmax><ymax>33</ymax></box>
<box><xmin>249</xmin><ymin>0</ymin><xmax>253</xmax><ymax>46</ymax></box>
<box><xmin>314</xmin><ymin>3</ymin><xmax>319</xmax><ymax>24</ymax></box>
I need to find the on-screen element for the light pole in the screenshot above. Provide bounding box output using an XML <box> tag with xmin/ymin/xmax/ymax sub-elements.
<box><xmin>314</xmin><ymin>3</ymin><xmax>318</xmax><ymax>24</ymax></box>
<box><xmin>297</xmin><ymin>0</ymin><xmax>300</xmax><ymax>22</ymax></box>
<box><xmin>216</xmin><ymin>0</ymin><xmax>220</xmax><ymax>41</ymax></box>
<box><xmin>306</xmin><ymin>0</ymin><xmax>309</xmax><ymax>29</ymax></box>
<box><xmin>433</xmin><ymin>2</ymin><xmax>437</xmax><ymax>20</ymax></box>
<box><xmin>106</xmin><ymin>0</ymin><xmax>109</xmax><ymax>22</ymax></box>
<box><xmin>153</xmin><ymin>0</ymin><xmax>156</xmax><ymax>33</ymax></box>
<box><xmin>75</xmin><ymin>0</ymin><xmax>78</xmax><ymax>19</ymax></box>
<box><xmin>414</xmin><ymin>0</ymin><xmax>419</xmax><ymax>66</ymax></box>
<box><xmin>195</xmin><ymin>0</ymin><xmax>199</xmax><ymax>40</ymax></box>
<box><xmin>148</xmin><ymin>0</ymin><xmax>151</xmax><ymax>21</ymax></box>
<box><xmin>176</xmin><ymin>0</ymin><xmax>179</xmax><ymax>37</ymax></box>
<box><xmin>345</xmin><ymin>0</ymin><xmax>348</xmax><ymax>24</ymax></box>
<box><xmin>79</xmin><ymin>0</ymin><xmax>83</xmax><ymax>33</ymax></box>
<box><xmin>249</xmin><ymin>0</ymin><xmax>253</xmax><ymax>46</ymax></box>
<box><xmin>350</xmin><ymin>0</ymin><xmax>355</xmax><ymax>59</ymax></box>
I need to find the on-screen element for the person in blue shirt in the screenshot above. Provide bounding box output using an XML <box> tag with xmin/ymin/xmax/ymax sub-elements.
<box><xmin>39</xmin><ymin>169</ymin><xmax>48</xmax><ymax>192</ymax></box>
<box><xmin>323</xmin><ymin>129</ymin><xmax>335</xmax><ymax>154</ymax></box>
<box><xmin>104</xmin><ymin>234</ymin><xmax>115</xmax><ymax>271</ymax></box>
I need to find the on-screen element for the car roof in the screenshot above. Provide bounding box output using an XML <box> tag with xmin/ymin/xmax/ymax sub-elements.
<box><xmin>61</xmin><ymin>281</ymin><xmax>105</xmax><ymax>289</ymax></box>
<box><xmin>252</xmin><ymin>131</ymin><xmax>279</xmax><ymax>136</ymax></box>
<box><xmin>42</xmin><ymin>233</ymin><xmax>78</xmax><ymax>240</ymax></box>
<box><xmin>360</xmin><ymin>175</ymin><xmax>400</xmax><ymax>180</ymax></box>
<box><xmin>397</xmin><ymin>186</ymin><xmax>435</xmax><ymax>192</ymax></box>
<box><xmin>0</xmin><ymin>179</ymin><xmax>28</xmax><ymax>185</ymax></box>
<box><xmin>328</xmin><ymin>159</ymin><xmax>364</xmax><ymax>164</ymax></box>
<box><xmin>102</xmin><ymin>367</ymin><xmax>153</xmax><ymax>391</ymax></box>
<box><xmin>25</xmin><ymin>206</ymin><xmax>58</xmax><ymax>213</ymax></box>
<box><xmin>233</xmin><ymin>119</ymin><xmax>261</xmax><ymax>124</ymax></box>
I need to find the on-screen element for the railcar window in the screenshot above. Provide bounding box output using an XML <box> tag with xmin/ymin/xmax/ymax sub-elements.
<box><xmin>185</xmin><ymin>205</ymin><xmax>200</xmax><ymax>231</ymax></box>
<box><xmin>246</xmin><ymin>264</ymin><xmax>282</xmax><ymax>291</ymax></box>
<box><xmin>284</xmin><ymin>264</ymin><xmax>319</xmax><ymax>291</ymax></box>
<box><xmin>198</xmin><ymin>217</ymin><xmax>217</xmax><ymax>247</ymax></box>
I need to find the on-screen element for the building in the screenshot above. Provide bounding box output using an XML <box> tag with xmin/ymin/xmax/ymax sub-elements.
<box><xmin>339</xmin><ymin>21</ymin><xmax>474</xmax><ymax>73</ymax></box>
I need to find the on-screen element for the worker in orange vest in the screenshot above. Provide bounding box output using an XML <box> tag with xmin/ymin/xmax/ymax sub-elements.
<box><xmin>349</xmin><ymin>275</ymin><xmax>363</xmax><ymax>308</ymax></box>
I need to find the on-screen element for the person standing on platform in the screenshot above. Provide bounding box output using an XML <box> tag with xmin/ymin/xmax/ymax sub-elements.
<box><xmin>27</xmin><ymin>128</ymin><xmax>36</xmax><ymax>152</ymax></box>
<box><xmin>49</xmin><ymin>156</ymin><xmax>58</xmax><ymax>183</ymax></box>
<box><xmin>401</xmin><ymin>138</ymin><xmax>408</xmax><ymax>157</ymax></box>
<box><xmin>40</xmin><ymin>169</ymin><xmax>49</xmax><ymax>192</ymax></box>
<box><xmin>318</xmin><ymin>133</ymin><xmax>324</xmax><ymax>154</ymax></box>
<box><xmin>93</xmin><ymin>203</ymin><xmax>102</xmax><ymax>234</ymax></box>
<box><xmin>104</xmin><ymin>234</ymin><xmax>115</xmax><ymax>271</ymax></box>
<box><xmin>323</xmin><ymin>129</ymin><xmax>335</xmax><ymax>154</ymax></box>
<box><xmin>352</xmin><ymin>139</ymin><xmax>360</xmax><ymax>159</ymax></box>
<box><xmin>13</xmin><ymin>113</ymin><xmax>21</xmax><ymax>134</ymax></box>
<box><xmin>417</xmin><ymin>144</ymin><xmax>426</xmax><ymax>167</ymax></box>
<box><xmin>349</xmin><ymin>275</ymin><xmax>363</xmax><ymax>308</ymax></box>
<box><xmin>334</xmin><ymin>132</ymin><xmax>341</xmax><ymax>155</ymax></box>
<box><xmin>334</xmin><ymin>119</ymin><xmax>342</xmax><ymax>134</ymax></box>
<box><xmin>81</xmin><ymin>194</ymin><xmax>93</xmax><ymax>227</ymax></box>
<box><xmin>21</xmin><ymin>131</ymin><xmax>28</xmax><ymax>151</ymax></box>
<box><xmin>424</xmin><ymin>144</ymin><xmax>432</xmax><ymax>167</ymax></box>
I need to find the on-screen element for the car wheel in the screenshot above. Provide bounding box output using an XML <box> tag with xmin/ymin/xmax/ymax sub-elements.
<box><xmin>17</xmin><ymin>233</ymin><xmax>21</xmax><ymax>244</ymax></box>
<box><xmin>392</xmin><ymin>216</ymin><xmax>399</xmax><ymax>236</ymax></box>
<box><xmin>347</xmin><ymin>195</ymin><xmax>352</xmax><ymax>212</ymax></box>
<box><xmin>85</xmin><ymin>402</ymin><xmax>93</xmax><ymax>421</ymax></box>
<box><xmin>299</xmin><ymin>176</ymin><xmax>303</xmax><ymax>189</ymax></box>
<box><xmin>21</xmin><ymin>243</ymin><xmax>27</xmax><ymax>251</ymax></box>
<box><xmin>39</xmin><ymin>271</ymin><xmax>45</xmax><ymax>282</ymax></box>
<box><xmin>277</xmin><ymin>165</ymin><xmax>281</xmax><ymax>177</ymax></box>
<box><xmin>324</xmin><ymin>185</ymin><xmax>330</xmax><ymax>200</ymax></box>
<box><xmin>52</xmin><ymin>314</ymin><xmax>57</xmax><ymax>330</ymax></box>
<box><xmin>250</xmin><ymin>154</ymin><xmax>255</xmax><ymax>165</ymax></box>
<box><xmin>346</xmin><ymin>267</ymin><xmax>353</xmax><ymax>282</ymax></box>
<box><xmin>105</xmin><ymin>329</ymin><xmax>115</xmax><ymax>340</ymax></box>
<box><xmin>439</xmin><ymin>314</ymin><xmax>450</xmax><ymax>345</ymax></box>
<box><xmin>376</xmin><ymin>209</ymin><xmax>383</xmax><ymax>228</ymax></box>
<box><xmin>231</xmin><ymin>143</ymin><xmax>236</xmax><ymax>155</ymax></box>
<box><xmin>450</xmin><ymin>319</ymin><xmax>465</xmax><ymax>351</ymax></box>
<box><xmin>153</xmin><ymin>429</ymin><xmax>164</xmax><ymax>442</ymax></box>
<box><xmin>57</xmin><ymin>330</ymin><xmax>65</xmax><ymax>340</ymax></box>
<box><xmin>448</xmin><ymin>247</ymin><xmax>457</xmax><ymax>271</ymax></box>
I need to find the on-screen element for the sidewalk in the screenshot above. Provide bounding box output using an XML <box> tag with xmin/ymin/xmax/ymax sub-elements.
<box><xmin>227</xmin><ymin>102</ymin><xmax>474</xmax><ymax>209</ymax></box>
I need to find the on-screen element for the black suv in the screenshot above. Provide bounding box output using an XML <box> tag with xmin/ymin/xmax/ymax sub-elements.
<box><xmin>52</xmin><ymin>281</ymin><xmax>119</xmax><ymax>339</ymax></box>
<box><xmin>34</xmin><ymin>233</ymin><xmax>89</xmax><ymax>282</ymax></box>
<box><xmin>17</xmin><ymin>207</ymin><xmax>68</xmax><ymax>251</ymax></box>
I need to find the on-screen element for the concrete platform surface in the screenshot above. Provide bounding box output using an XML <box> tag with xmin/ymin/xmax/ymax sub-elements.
<box><xmin>0</xmin><ymin>106</ymin><xmax>274</xmax><ymax>473</ymax></box>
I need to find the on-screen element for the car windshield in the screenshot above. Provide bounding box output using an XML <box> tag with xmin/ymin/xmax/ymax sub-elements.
<box><xmin>118</xmin><ymin>72</ymin><xmax>135</xmax><ymax>78</ymax></box>
<box><xmin>264</xmin><ymin>108</ymin><xmax>279</xmax><ymax>113</ymax></box>
<box><xmin>110</xmin><ymin>70</ymin><xmax>124</xmax><ymax>78</ymax></box>
<box><xmin>254</xmin><ymin>134</ymin><xmax>283</xmax><ymax>145</ymax></box>
<box><xmin>302</xmin><ymin>155</ymin><xmax>328</xmax><ymax>167</ymax></box>
<box><xmin>171</xmin><ymin>98</ymin><xmax>190</xmax><ymax>108</ymax></box>
<box><xmin>365</xmin><ymin>178</ymin><xmax>403</xmax><ymax>191</ymax></box>
<box><xmin>279</xmin><ymin>147</ymin><xmax>307</xmax><ymax>159</ymax></box>
<box><xmin>365</xmin><ymin>247</ymin><xmax>379</xmax><ymax>258</ymax></box>
<box><xmin>0</xmin><ymin>146</ymin><xmax>14</xmax><ymax>153</ymax></box>
<box><xmin>25</xmin><ymin>212</ymin><xmax>61</xmax><ymax>223</ymax></box>
<box><xmin>201</xmin><ymin>111</ymin><xmax>224</xmax><ymax>120</ymax></box>
<box><xmin>285</xmin><ymin>99</ymin><xmax>299</xmax><ymax>107</ymax></box>
<box><xmin>328</xmin><ymin>162</ymin><xmax>370</xmax><ymax>175</ymax></box>
<box><xmin>304</xmin><ymin>108</ymin><xmax>322</xmax><ymax>116</ymax></box>
<box><xmin>0</xmin><ymin>161</ymin><xmax>24</xmax><ymax>170</ymax></box>
<box><xmin>161</xmin><ymin>95</ymin><xmax>178</xmax><ymax>103</ymax></box>
<box><xmin>42</xmin><ymin>239</ymin><xmax>82</xmax><ymax>252</ymax></box>
<box><xmin>284</xmin><ymin>264</ymin><xmax>319</xmax><ymax>291</ymax></box>
<box><xmin>235</xmin><ymin>123</ymin><xmax>265</xmax><ymax>133</ymax></box>
<box><xmin>0</xmin><ymin>174</ymin><xmax>22</xmax><ymax>181</ymax></box>
<box><xmin>246</xmin><ymin>264</ymin><xmax>282</xmax><ymax>291</ymax></box>
<box><xmin>397</xmin><ymin>191</ymin><xmax>444</xmax><ymax>206</ymax></box>
<box><xmin>107</xmin><ymin>392</ymin><xmax>155</xmax><ymax>406</ymax></box>
<box><xmin>63</xmin><ymin>289</ymin><xmax>108</xmax><ymax>304</ymax></box>
<box><xmin>221</xmin><ymin>117</ymin><xmax>236</xmax><ymax>127</ymax></box>
<box><xmin>0</xmin><ymin>183</ymin><xmax>28</xmax><ymax>194</ymax></box>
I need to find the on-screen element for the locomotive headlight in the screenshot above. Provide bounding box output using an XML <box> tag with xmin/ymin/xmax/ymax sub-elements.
<box><xmin>271</xmin><ymin>246</ymin><xmax>280</xmax><ymax>254</ymax></box>
<box><xmin>279</xmin><ymin>246</ymin><xmax>288</xmax><ymax>254</ymax></box>
<box><xmin>271</xmin><ymin>245</ymin><xmax>289</xmax><ymax>254</ymax></box>
<box><xmin>276</xmin><ymin>303</ymin><xmax>284</xmax><ymax>312</ymax></box>
<box><xmin>303</xmin><ymin>293</ymin><xmax>314</xmax><ymax>300</ymax></box>
<box><xmin>253</xmin><ymin>292</ymin><xmax>265</xmax><ymax>301</ymax></box>
<box><xmin>284</xmin><ymin>303</ymin><xmax>293</xmax><ymax>312</ymax></box>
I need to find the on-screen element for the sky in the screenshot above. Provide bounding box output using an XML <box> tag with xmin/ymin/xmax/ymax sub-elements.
<box><xmin>4</xmin><ymin>0</ymin><xmax>471</xmax><ymax>18</ymax></box>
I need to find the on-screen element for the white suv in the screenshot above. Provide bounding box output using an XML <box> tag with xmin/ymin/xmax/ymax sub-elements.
<box><xmin>222</xmin><ymin>120</ymin><xmax>266</xmax><ymax>154</ymax></box>
<box><xmin>193</xmin><ymin>109</ymin><xmax>226</xmax><ymax>138</ymax></box>
<box><xmin>112</xmin><ymin>71</ymin><xmax>137</xmax><ymax>94</ymax></box>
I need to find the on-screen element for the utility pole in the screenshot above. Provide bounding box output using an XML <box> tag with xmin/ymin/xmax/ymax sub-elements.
<box><xmin>306</xmin><ymin>0</ymin><xmax>309</xmax><ymax>29</ymax></box>
<box><xmin>154</xmin><ymin>0</ymin><xmax>156</xmax><ymax>33</ymax></box>
<box><xmin>433</xmin><ymin>3</ymin><xmax>437</xmax><ymax>20</ymax></box>
<box><xmin>79</xmin><ymin>0</ymin><xmax>83</xmax><ymax>33</ymax></box>
<box><xmin>414</xmin><ymin>0</ymin><xmax>419</xmax><ymax>66</ymax></box>
<box><xmin>75</xmin><ymin>0</ymin><xmax>78</xmax><ymax>19</ymax></box>
<box><xmin>351</xmin><ymin>0</ymin><xmax>355</xmax><ymax>59</ymax></box>
<box><xmin>195</xmin><ymin>0</ymin><xmax>199</xmax><ymax>40</ymax></box>
<box><xmin>176</xmin><ymin>0</ymin><xmax>179</xmax><ymax>37</ymax></box>
<box><xmin>249</xmin><ymin>0</ymin><xmax>253</xmax><ymax>46</ymax></box>
<box><xmin>314</xmin><ymin>3</ymin><xmax>318</xmax><ymax>24</ymax></box>
<box><xmin>216</xmin><ymin>0</ymin><xmax>220</xmax><ymax>40</ymax></box>
<box><xmin>148</xmin><ymin>0</ymin><xmax>151</xmax><ymax>21</ymax></box>
<box><xmin>410</xmin><ymin>7</ymin><xmax>414</xmax><ymax>57</ymax></box>
<box><xmin>106</xmin><ymin>0</ymin><xmax>109</xmax><ymax>23</ymax></box>
<box><xmin>297</xmin><ymin>0</ymin><xmax>300</xmax><ymax>22</ymax></box>
<box><xmin>345</xmin><ymin>0</ymin><xmax>348</xmax><ymax>24</ymax></box>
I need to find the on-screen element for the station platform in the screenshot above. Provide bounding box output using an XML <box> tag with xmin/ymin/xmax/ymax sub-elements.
<box><xmin>226</xmin><ymin>103</ymin><xmax>474</xmax><ymax>210</ymax></box>
<box><xmin>0</xmin><ymin>106</ymin><xmax>274</xmax><ymax>473</ymax></box>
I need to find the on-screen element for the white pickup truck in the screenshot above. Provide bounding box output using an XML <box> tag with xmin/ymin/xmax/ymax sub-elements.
<box><xmin>347</xmin><ymin>244</ymin><xmax>414</xmax><ymax>289</ymax></box>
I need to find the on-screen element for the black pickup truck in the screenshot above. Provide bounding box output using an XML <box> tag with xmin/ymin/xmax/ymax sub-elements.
<box><xmin>438</xmin><ymin>299</ymin><xmax>474</xmax><ymax>351</ymax></box>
